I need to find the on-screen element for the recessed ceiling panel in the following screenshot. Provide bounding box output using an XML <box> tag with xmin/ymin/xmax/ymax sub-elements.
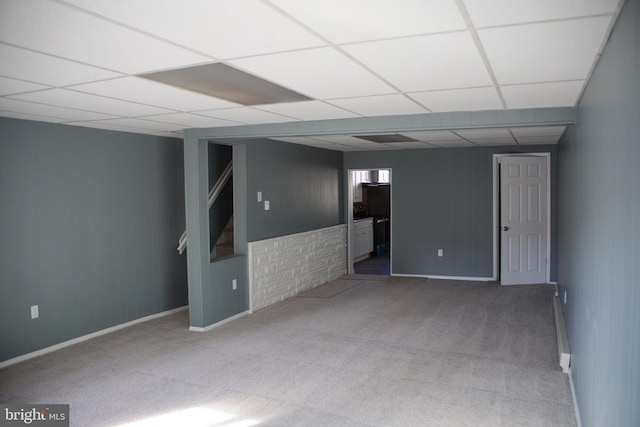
<box><xmin>479</xmin><ymin>17</ymin><xmax>612</xmax><ymax>85</ymax></box>
<box><xmin>464</xmin><ymin>0</ymin><xmax>620</xmax><ymax>28</ymax></box>
<box><xmin>269</xmin><ymin>0</ymin><xmax>466</xmax><ymax>44</ymax></box>
<box><xmin>230</xmin><ymin>48</ymin><xmax>395</xmax><ymax>99</ymax></box>
<box><xmin>0</xmin><ymin>0</ymin><xmax>210</xmax><ymax>74</ymax></box>
<box><xmin>354</xmin><ymin>134</ymin><xmax>418</xmax><ymax>143</ymax></box>
<box><xmin>344</xmin><ymin>32</ymin><xmax>493</xmax><ymax>92</ymax></box>
<box><xmin>328</xmin><ymin>94</ymin><xmax>428</xmax><ymax>116</ymax></box>
<box><xmin>62</xmin><ymin>0</ymin><xmax>325</xmax><ymax>58</ymax></box>
<box><xmin>197</xmin><ymin>107</ymin><xmax>295</xmax><ymax>125</ymax></box>
<box><xmin>0</xmin><ymin>44</ymin><xmax>122</xmax><ymax>87</ymax></box>
<box><xmin>502</xmin><ymin>81</ymin><xmax>584</xmax><ymax>108</ymax></box>
<box><xmin>140</xmin><ymin>63</ymin><xmax>311</xmax><ymax>106</ymax></box>
<box><xmin>256</xmin><ymin>101</ymin><xmax>360</xmax><ymax>121</ymax></box>
<box><xmin>409</xmin><ymin>87</ymin><xmax>503</xmax><ymax>112</ymax></box>
<box><xmin>0</xmin><ymin>76</ymin><xmax>49</xmax><ymax>96</ymax></box>
<box><xmin>71</xmin><ymin>77</ymin><xmax>240</xmax><ymax>112</ymax></box>
<box><xmin>10</xmin><ymin>89</ymin><xmax>174</xmax><ymax>117</ymax></box>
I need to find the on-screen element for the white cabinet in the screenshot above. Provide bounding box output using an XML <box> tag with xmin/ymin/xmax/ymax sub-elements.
<box><xmin>352</xmin><ymin>218</ymin><xmax>373</xmax><ymax>260</ymax></box>
<box><xmin>352</xmin><ymin>171</ymin><xmax>370</xmax><ymax>202</ymax></box>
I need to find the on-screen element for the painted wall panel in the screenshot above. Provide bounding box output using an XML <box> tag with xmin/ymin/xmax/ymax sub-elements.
<box><xmin>557</xmin><ymin>0</ymin><xmax>640</xmax><ymax>425</ymax></box>
<box><xmin>345</xmin><ymin>145</ymin><xmax>557</xmax><ymax>279</ymax></box>
<box><xmin>0</xmin><ymin>118</ymin><xmax>187</xmax><ymax>363</ymax></box>
<box><xmin>242</xmin><ymin>138</ymin><xmax>344</xmax><ymax>242</ymax></box>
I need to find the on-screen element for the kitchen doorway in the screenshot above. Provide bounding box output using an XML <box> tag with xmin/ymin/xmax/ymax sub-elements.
<box><xmin>348</xmin><ymin>169</ymin><xmax>392</xmax><ymax>275</ymax></box>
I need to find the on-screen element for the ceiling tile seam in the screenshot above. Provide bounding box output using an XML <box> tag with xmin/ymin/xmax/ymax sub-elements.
<box><xmin>0</xmin><ymin>108</ymin><xmax>71</xmax><ymax>122</ymax></box>
<box><xmin>0</xmin><ymin>73</ymin><xmax>55</xmax><ymax>90</ymax></box>
<box><xmin>454</xmin><ymin>0</ymin><xmax>506</xmax><ymax>109</ymax></box>
<box><xmin>79</xmin><ymin>119</ymin><xmax>174</xmax><ymax>132</ymax></box>
<box><xmin>450</xmin><ymin>130</ymin><xmax>481</xmax><ymax>146</ymax></box>
<box><xmin>60</xmin><ymin>87</ymin><xmax>186</xmax><ymax>115</ymax></box>
<box><xmin>0</xmin><ymin>41</ymin><xmax>127</xmax><ymax>79</ymax></box>
<box><xmin>251</xmin><ymin>101</ymin><xmax>364</xmax><ymax>121</ymax></box>
<box><xmin>471</xmin><ymin>13</ymin><xmax>618</xmax><ymax>32</ymax></box>
<box><xmin>259</xmin><ymin>0</ymin><xmax>429</xmax><ymax>111</ymax></box>
<box><xmin>132</xmin><ymin>115</ymin><xmax>238</xmax><ymax>128</ymax></box>
<box><xmin>507</xmin><ymin>128</ymin><xmax>521</xmax><ymax>145</ymax></box>
<box><xmin>139</xmin><ymin>111</ymin><xmax>246</xmax><ymax>126</ymax></box>
<box><xmin>0</xmin><ymin>97</ymin><xmax>125</xmax><ymax>119</ymax></box>
<box><xmin>52</xmin><ymin>0</ymin><xmax>220</xmax><ymax>63</ymax></box>
<box><xmin>192</xmin><ymin>107</ymin><xmax>300</xmax><ymax>124</ymax></box>
<box><xmin>499</xmin><ymin>79</ymin><xmax>585</xmax><ymax>87</ymax></box>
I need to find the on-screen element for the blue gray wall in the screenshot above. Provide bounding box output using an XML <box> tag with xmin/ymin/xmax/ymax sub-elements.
<box><xmin>0</xmin><ymin>118</ymin><xmax>187</xmax><ymax>363</ymax></box>
<box><xmin>243</xmin><ymin>138</ymin><xmax>344</xmax><ymax>242</ymax></box>
<box><xmin>345</xmin><ymin>145</ymin><xmax>558</xmax><ymax>279</ymax></box>
<box><xmin>557</xmin><ymin>0</ymin><xmax>640</xmax><ymax>425</ymax></box>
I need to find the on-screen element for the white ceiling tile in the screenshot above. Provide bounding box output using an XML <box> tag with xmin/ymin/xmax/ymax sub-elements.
<box><xmin>0</xmin><ymin>97</ymin><xmax>118</xmax><ymax>121</ymax></box>
<box><xmin>382</xmin><ymin>141</ymin><xmax>436</xmax><ymax>149</ymax></box>
<box><xmin>269</xmin><ymin>0</ymin><xmax>466</xmax><ymax>44</ymax></box>
<box><xmin>0</xmin><ymin>0</ymin><xmax>211</xmax><ymax>74</ymax></box>
<box><xmin>344</xmin><ymin>32</ymin><xmax>493</xmax><ymax>92</ymax></box>
<box><xmin>471</xmin><ymin>138</ymin><xmax>516</xmax><ymax>146</ymax></box>
<box><xmin>464</xmin><ymin>0</ymin><xmax>620</xmax><ymax>27</ymax></box>
<box><xmin>0</xmin><ymin>44</ymin><xmax>122</xmax><ymax>87</ymax></box>
<box><xmin>328</xmin><ymin>94</ymin><xmax>428</xmax><ymax>116</ymax></box>
<box><xmin>409</xmin><ymin>87</ymin><xmax>503</xmax><ymax>112</ymax></box>
<box><xmin>70</xmin><ymin>77</ymin><xmax>240</xmax><ymax>112</ymax></box>
<box><xmin>66</xmin><ymin>120</ymin><xmax>159</xmax><ymax>135</ymax></box>
<box><xmin>479</xmin><ymin>17</ymin><xmax>612</xmax><ymax>84</ymax></box>
<box><xmin>400</xmin><ymin>130</ymin><xmax>462</xmax><ymax>142</ymax></box>
<box><xmin>510</xmin><ymin>126</ymin><xmax>566</xmax><ymax>138</ymax></box>
<box><xmin>454</xmin><ymin>128</ymin><xmax>512</xmax><ymax>139</ymax></box>
<box><xmin>197</xmin><ymin>107</ymin><xmax>296</xmax><ymax>125</ymax></box>
<box><xmin>256</xmin><ymin>101</ymin><xmax>360</xmax><ymax>121</ymax></box>
<box><xmin>230</xmin><ymin>48</ymin><xmax>395</xmax><ymax>99</ymax></box>
<box><xmin>0</xmin><ymin>110</ymin><xmax>67</xmax><ymax>124</ymax></box>
<box><xmin>502</xmin><ymin>81</ymin><xmax>584</xmax><ymax>108</ymax></box>
<box><xmin>515</xmin><ymin>136</ymin><xmax>561</xmax><ymax>145</ymax></box>
<box><xmin>10</xmin><ymin>89</ymin><xmax>174</xmax><ymax>117</ymax></box>
<box><xmin>98</xmin><ymin>118</ymin><xmax>184</xmax><ymax>132</ymax></box>
<box><xmin>62</xmin><ymin>0</ymin><xmax>325</xmax><ymax>59</ymax></box>
<box><xmin>150</xmin><ymin>131</ymin><xmax>184</xmax><ymax>139</ymax></box>
<box><xmin>0</xmin><ymin>76</ymin><xmax>49</xmax><ymax>96</ymax></box>
<box><xmin>140</xmin><ymin>113</ymin><xmax>239</xmax><ymax>128</ymax></box>
<box><xmin>429</xmin><ymin>139</ymin><xmax>476</xmax><ymax>147</ymax></box>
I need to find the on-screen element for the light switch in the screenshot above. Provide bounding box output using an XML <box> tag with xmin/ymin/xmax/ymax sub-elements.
<box><xmin>264</xmin><ymin>200</ymin><xmax>270</xmax><ymax>211</ymax></box>
<box><xmin>257</xmin><ymin>191</ymin><xmax>262</xmax><ymax>202</ymax></box>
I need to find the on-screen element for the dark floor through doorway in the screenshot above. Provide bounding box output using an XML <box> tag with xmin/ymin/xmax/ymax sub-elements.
<box><xmin>354</xmin><ymin>252</ymin><xmax>390</xmax><ymax>275</ymax></box>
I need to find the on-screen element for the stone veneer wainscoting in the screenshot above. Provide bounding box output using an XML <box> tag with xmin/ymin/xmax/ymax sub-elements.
<box><xmin>249</xmin><ymin>224</ymin><xmax>347</xmax><ymax>311</ymax></box>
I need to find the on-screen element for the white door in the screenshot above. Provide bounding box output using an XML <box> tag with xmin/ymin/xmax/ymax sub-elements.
<box><xmin>500</xmin><ymin>156</ymin><xmax>548</xmax><ymax>285</ymax></box>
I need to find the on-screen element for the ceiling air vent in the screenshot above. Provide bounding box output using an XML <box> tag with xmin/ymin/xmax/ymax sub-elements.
<box><xmin>353</xmin><ymin>134</ymin><xmax>418</xmax><ymax>143</ymax></box>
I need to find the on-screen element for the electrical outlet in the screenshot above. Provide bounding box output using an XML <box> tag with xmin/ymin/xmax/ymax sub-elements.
<box><xmin>232</xmin><ymin>279</ymin><xmax>237</xmax><ymax>290</ymax></box>
<box><xmin>437</xmin><ymin>249</ymin><xmax>443</xmax><ymax>257</ymax></box>
<box><xmin>563</xmin><ymin>291</ymin><xmax>567</xmax><ymax>304</ymax></box>
<box><xmin>264</xmin><ymin>200</ymin><xmax>270</xmax><ymax>211</ymax></box>
<box><xmin>31</xmin><ymin>305</ymin><xmax>39</xmax><ymax>319</ymax></box>
<box><xmin>257</xmin><ymin>191</ymin><xmax>262</xmax><ymax>202</ymax></box>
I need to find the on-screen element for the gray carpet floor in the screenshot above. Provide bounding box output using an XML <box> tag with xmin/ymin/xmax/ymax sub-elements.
<box><xmin>0</xmin><ymin>277</ymin><xmax>576</xmax><ymax>426</ymax></box>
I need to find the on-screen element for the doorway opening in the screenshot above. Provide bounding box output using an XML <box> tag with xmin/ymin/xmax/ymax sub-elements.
<box><xmin>208</xmin><ymin>143</ymin><xmax>234</xmax><ymax>262</ymax></box>
<box><xmin>348</xmin><ymin>169</ymin><xmax>392</xmax><ymax>275</ymax></box>
<box><xmin>493</xmin><ymin>153</ymin><xmax>550</xmax><ymax>284</ymax></box>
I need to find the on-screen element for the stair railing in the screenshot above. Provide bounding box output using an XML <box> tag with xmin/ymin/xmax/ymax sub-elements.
<box><xmin>177</xmin><ymin>160</ymin><xmax>232</xmax><ymax>254</ymax></box>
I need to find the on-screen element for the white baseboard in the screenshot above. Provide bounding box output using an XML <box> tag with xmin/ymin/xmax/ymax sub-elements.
<box><xmin>0</xmin><ymin>306</ymin><xmax>188</xmax><ymax>370</ymax></box>
<box><xmin>568</xmin><ymin>367</ymin><xmax>582</xmax><ymax>427</ymax></box>
<box><xmin>391</xmin><ymin>273</ymin><xmax>493</xmax><ymax>282</ymax></box>
<box><xmin>189</xmin><ymin>310</ymin><xmax>250</xmax><ymax>332</ymax></box>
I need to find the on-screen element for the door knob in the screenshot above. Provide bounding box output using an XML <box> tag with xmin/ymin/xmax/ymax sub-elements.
<box><xmin>502</xmin><ymin>226</ymin><xmax>509</xmax><ymax>231</ymax></box>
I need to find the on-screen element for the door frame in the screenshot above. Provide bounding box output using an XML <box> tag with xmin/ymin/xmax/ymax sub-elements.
<box><xmin>492</xmin><ymin>153</ymin><xmax>551</xmax><ymax>284</ymax></box>
<box><xmin>347</xmin><ymin>168</ymin><xmax>392</xmax><ymax>275</ymax></box>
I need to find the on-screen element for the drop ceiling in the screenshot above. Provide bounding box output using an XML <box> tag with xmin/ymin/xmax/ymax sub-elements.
<box><xmin>0</xmin><ymin>0</ymin><xmax>623</xmax><ymax>151</ymax></box>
